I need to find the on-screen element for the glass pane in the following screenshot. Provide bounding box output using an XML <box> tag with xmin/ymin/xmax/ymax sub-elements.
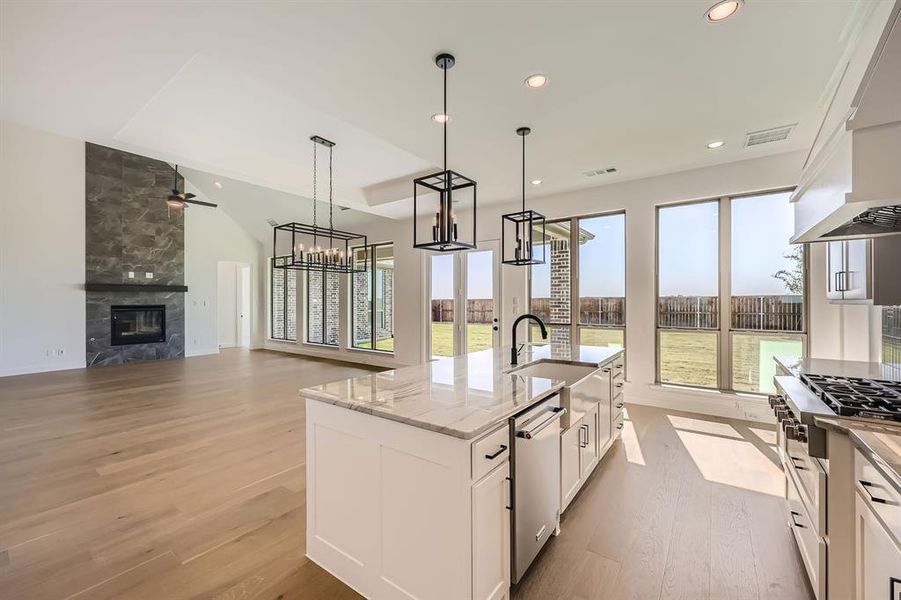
<box><xmin>375</xmin><ymin>245</ymin><xmax>394</xmax><ymax>351</ymax></box>
<box><xmin>307</xmin><ymin>271</ymin><xmax>323</xmax><ymax>344</ymax></box>
<box><xmin>466</xmin><ymin>250</ymin><xmax>494</xmax><ymax>353</ymax></box>
<box><xmin>325</xmin><ymin>272</ymin><xmax>339</xmax><ymax>345</ymax></box>
<box><xmin>530</xmin><ymin>220</ymin><xmax>571</xmax><ymax>326</ymax></box>
<box><xmin>659</xmin><ymin>330</ymin><xmax>718</xmax><ymax>388</ymax></box>
<box><xmin>579</xmin><ymin>214</ymin><xmax>625</xmax><ymax>327</ymax></box>
<box><xmin>530</xmin><ymin>324</ymin><xmax>570</xmax><ymax>346</ymax></box>
<box><xmin>732</xmin><ymin>333</ymin><xmax>803</xmax><ymax>394</ymax></box>
<box><xmin>658</xmin><ymin>202</ymin><xmax>719</xmax><ymax>329</ymax></box>
<box><xmin>884</xmin><ymin>308</ymin><xmax>901</xmax><ymax>376</ymax></box>
<box><xmin>286</xmin><ymin>270</ymin><xmax>297</xmax><ymax>341</ymax></box>
<box><xmin>351</xmin><ymin>247</ymin><xmax>372</xmax><ymax>349</ymax></box>
<box><xmin>580</xmin><ymin>327</ymin><xmax>624</xmax><ymax>349</ymax></box>
<box><xmin>731</xmin><ymin>192</ymin><xmax>803</xmax><ymax>332</ymax></box>
<box><xmin>431</xmin><ymin>254</ymin><xmax>455</xmax><ymax>358</ymax></box>
<box><xmin>271</xmin><ymin>264</ymin><xmax>286</xmax><ymax>339</ymax></box>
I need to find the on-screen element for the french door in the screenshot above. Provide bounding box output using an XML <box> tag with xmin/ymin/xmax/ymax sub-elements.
<box><xmin>429</xmin><ymin>241</ymin><xmax>500</xmax><ymax>358</ymax></box>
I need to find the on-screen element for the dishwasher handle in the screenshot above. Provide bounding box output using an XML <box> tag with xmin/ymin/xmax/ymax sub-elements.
<box><xmin>516</xmin><ymin>407</ymin><xmax>566</xmax><ymax>439</ymax></box>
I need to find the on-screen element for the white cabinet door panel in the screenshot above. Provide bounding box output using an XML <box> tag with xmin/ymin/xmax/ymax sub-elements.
<box><xmin>472</xmin><ymin>462</ymin><xmax>510</xmax><ymax>600</ymax></box>
<box><xmin>561</xmin><ymin>420</ymin><xmax>582</xmax><ymax>511</ymax></box>
<box><xmin>855</xmin><ymin>492</ymin><xmax>901</xmax><ymax>600</ymax></box>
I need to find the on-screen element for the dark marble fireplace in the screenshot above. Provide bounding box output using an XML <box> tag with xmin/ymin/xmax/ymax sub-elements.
<box><xmin>85</xmin><ymin>143</ymin><xmax>186</xmax><ymax>366</ymax></box>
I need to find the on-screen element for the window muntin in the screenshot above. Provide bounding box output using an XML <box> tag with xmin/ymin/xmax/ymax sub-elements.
<box><xmin>351</xmin><ymin>243</ymin><xmax>394</xmax><ymax>352</ymax></box>
<box><xmin>270</xmin><ymin>259</ymin><xmax>297</xmax><ymax>341</ymax></box>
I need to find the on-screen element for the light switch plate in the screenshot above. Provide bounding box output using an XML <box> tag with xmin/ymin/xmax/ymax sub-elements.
<box><xmin>145</xmin><ymin>272</ymin><xmax>153</xmax><ymax>279</ymax></box>
<box><xmin>128</xmin><ymin>271</ymin><xmax>134</xmax><ymax>279</ymax></box>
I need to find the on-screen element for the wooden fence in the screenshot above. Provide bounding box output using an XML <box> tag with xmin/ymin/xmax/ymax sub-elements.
<box><xmin>525</xmin><ymin>295</ymin><xmax>803</xmax><ymax>331</ymax></box>
<box><xmin>431</xmin><ymin>299</ymin><xmax>495</xmax><ymax>324</ymax></box>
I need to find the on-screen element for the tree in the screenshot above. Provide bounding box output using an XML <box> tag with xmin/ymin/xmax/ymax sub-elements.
<box><xmin>773</xmin><ymin>246</ymin><xmax>804</xmax><ymax>294</ymax></box>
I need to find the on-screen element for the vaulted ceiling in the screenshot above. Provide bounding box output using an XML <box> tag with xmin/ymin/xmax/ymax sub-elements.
<box><xmin>1</xmin><ymin>1</ymin><xmax>886</xmax><ymax>220</ymax></box>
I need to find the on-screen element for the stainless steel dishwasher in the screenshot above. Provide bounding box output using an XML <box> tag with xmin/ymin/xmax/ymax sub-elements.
<box><xmin>509</xmin><ymin>394</ymin><xmax>565</xmax><ymax>584</ymax></box>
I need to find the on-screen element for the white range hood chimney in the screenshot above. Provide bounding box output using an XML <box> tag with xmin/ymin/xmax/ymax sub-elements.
<box><xmin>792</xmin><ymin>2</ymin><xmax>901</xmax><ymax>243</ymax></box>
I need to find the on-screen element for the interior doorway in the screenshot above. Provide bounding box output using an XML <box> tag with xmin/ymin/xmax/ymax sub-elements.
<box><xmin>217</xmin><ymin>261</ymin><xmax>252</xmax><ymax>349</ymax></box>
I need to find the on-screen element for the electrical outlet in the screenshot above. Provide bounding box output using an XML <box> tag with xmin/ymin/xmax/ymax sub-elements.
<box><xmin>57</xmin><ymin>348</ymin><xmax>65</xmax><ymax>357</ymax></box>
<box><xmin>145</xmin><ymin>272</ymin><xmax>153</xmax><ymax>279</ymax></box>
<box><xmin>45</xmin><ymin>349</ymin><xmax>53</xmax><ymax>357</ymax></box>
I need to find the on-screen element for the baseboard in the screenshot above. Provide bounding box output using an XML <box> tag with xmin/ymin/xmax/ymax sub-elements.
<box><xmin>626</xmin><ymin>383</ymin><xmax>776</xmax><ymax>424</ymax></box>
<box><xmin>186</xmin><ymin>347</ymin><xmax>220</xmax><ymax>357</ymax></box>
<box><xmin>0</xmin><ymin>360</ymin><xmax>87</xmax><ymax>378</ymax></box>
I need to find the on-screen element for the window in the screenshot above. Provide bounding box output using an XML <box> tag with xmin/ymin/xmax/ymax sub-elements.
<box><xmin>730</xmin><ymin>192</ymin><xmax>804</xmax><ymax>393</ymax></box>
<box><xmin>655</xmin><ymin>191</ymin><xmax>807</xmax><ymax>393</ymax></box>
<box><xmin>430</xmin><ymin>254</ymin><xmax>455</xmax><ymax>358</ymax></box>
<box><xmin>351</xmin><ymin>243</ymin><xmax>394</xmax><ymax>352</ymax></box>
<box><xmin>270</xmin><ymin>259</ymin><xmax>297</xmax><ymax>341</ymax></box>
<box><xmin>307</xmin><ymin>270</ymin><xmax>339</xmax><ymax>346</ymax></box>
<box><xmin>466</xmin><ymin>250</ymin><xmax>495</xmax><ymax>353</ymax></box>
<box><xmin>578</xmin><ymin>214</ymin><xmax>625</xmax><ymax>349</ymax></box>
<box><xmin>657</xmin><ymin>201</ymin><xmax>719</xmax><ymax>388</ymax></box>
<box><xmin>529</xmin><ymin>215</ymin><xmax>626</xmax><ymax>349</ymax></box>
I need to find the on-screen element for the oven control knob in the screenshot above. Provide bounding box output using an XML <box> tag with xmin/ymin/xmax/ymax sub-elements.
<box><xmin>795</xmin><ymin>424</ymin><xmax>808</xmax><ymax>443</ymax></box>
<box><xmin>768</xmin><ymin>395</ymin><xmax>780</xmax><ymax>408</ymax></box>
<box><xmin>785</xmin><ymin>423</ymin><xmax>798</xmax><ymax>440</ymax></box>
<box><xmin>776</xmin><ymin>409</ymin><xmax>789</xmax><ymax>422</ymax></box>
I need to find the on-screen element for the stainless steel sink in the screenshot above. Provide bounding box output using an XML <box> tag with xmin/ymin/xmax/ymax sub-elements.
<box><xmin>509</xmin><ymin>359</ymin><xmax>609</xmax><ymax>428</ymax></box>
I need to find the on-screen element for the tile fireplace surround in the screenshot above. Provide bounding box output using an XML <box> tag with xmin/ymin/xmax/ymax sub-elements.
<box><xmin>84</xmin><ymin>143</ymin><xmax>185</xmax><ymax>366</ymax></box>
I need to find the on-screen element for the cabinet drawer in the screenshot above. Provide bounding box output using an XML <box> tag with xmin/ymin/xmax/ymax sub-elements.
<box><xmin>473</xmin><ymin>425</ymin><xmax>510</xmax><ymax>482</ymax></box>
<box><xmin>786</xmin><ymin>470</ymin><xmax>826</xmax><ymax>600</ymax></box>
<box><xmin>612</xmin><ymin>358</ymin><xmax>624</xmax><ymax>380</ymax></box>
<box><xmin>783</xmin><ymin>440</ymin><xmax>826</xmax><ymax>535</ymax></box>
<box><xmin>854</xmin><ymin>449</ymin><xmax>901</xmax><ymax>547</ymax></box>
<box><xmin>613</xmin><ymin>412</ymin><xmax>624</xmax><ymax>438</ymax></box>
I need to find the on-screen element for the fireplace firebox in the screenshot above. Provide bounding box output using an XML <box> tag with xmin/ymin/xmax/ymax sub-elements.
<box><xmin>111</xmin><ymin>305</ymin><xmax>166</xmax><ymax>346</ymax></box>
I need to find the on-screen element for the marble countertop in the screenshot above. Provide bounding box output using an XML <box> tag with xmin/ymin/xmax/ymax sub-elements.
<box><xmin>299</xmin><ymin>343</ymin><xmax>624</xmax><ymax>440</ymax></box>
<box><xmin>816</xmin><ymin>417</ymin><xmax>901</xmax><ymax>495</ymax></box>
<box><xmin>775</xmin><ymin>355</ymin><xmax>901</xmax><ymax>382</ymax></box>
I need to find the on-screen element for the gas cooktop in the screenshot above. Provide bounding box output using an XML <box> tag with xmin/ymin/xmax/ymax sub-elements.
<box><xmin>801</xmin><ymin>374</ymin><xmax>901</xmax><ymax>422</ymax></box>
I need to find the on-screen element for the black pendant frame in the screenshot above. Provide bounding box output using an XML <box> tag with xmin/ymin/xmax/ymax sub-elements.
<box><xmin>502</xmin><ymin>126</ymin><xmax>546</xmax><ymax>265</ymax></box>
<box><xmin>413</xmin><ymin>52</ymin><xmax>478</xmax><ymax>252</ymax></box>
<box><xmin>272</xmin><ymin>135</ymin><xmax>368</xmax><ymax>273</ymax></box>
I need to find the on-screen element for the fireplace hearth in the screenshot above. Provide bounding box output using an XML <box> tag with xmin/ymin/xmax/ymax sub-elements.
<box><xmin>111</xmin><ymin>305</ymin><xmax>166</xmax><ymax>346</ymax></box>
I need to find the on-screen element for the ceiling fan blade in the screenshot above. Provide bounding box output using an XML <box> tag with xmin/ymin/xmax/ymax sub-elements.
<box><xmin>183</xmin><ymin>198</ymin><xmax>218</xmax><ymax>208</ymax></box>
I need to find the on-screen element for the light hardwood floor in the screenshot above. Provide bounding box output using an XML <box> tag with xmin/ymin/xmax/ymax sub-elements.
<box><xmin>0</xmin><ymin>349</ymin><xmax>813</xmax><ymax>600</ymax></box>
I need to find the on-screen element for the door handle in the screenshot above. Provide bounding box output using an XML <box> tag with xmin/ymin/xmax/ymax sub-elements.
<box><xmin>858</xmin><ymin>480</ymin><xmax>887</xmax><ymax>504</ymax></box>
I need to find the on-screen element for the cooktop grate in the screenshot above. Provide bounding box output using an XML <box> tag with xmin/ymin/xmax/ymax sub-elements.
<box><xmin>801</xmin><ymin>374</ymin><xmax>901</xmax><ymax>421</ymax></box>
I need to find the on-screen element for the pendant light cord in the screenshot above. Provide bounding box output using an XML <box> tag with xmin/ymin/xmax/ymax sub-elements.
<box><xmin>312</xmin><ymin>141</ymin><xmax>318</xmax><ymax>228</ymax></box>
<box><xmin>522</xmin><ymin>134</ymin><xmax>526</xmax><ymax>213</ymax></box>
<box><xmin>443</xmin><ymin>65</ymin><xmax>447</xmax><ymax>174</ymax></box>
<box><xmin>329</xmin><ymin>144</ymin><xmax>334</xmax><ymax>235</ymax></box>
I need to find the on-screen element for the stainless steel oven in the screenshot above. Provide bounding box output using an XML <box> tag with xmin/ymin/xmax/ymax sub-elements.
<box><xmin>509</xmin><ymin>394</ymin><xmax>565</xmax><ymax>584</ymax></box>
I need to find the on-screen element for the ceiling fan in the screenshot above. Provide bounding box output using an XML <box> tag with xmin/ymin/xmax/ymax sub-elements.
<box><xmin>165</xmin><ymin>165</ymin><xmax>217</xmax><ymax>209</ymax></box>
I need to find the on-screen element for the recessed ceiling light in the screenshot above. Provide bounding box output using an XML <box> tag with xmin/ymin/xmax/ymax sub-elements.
<box><xmin>214</xmin><ymin>181</ymin><xmax>223</xmax><ymax>189</ymax></box>
<box><xmin>530</xmin><ymin>179</ymin><xmax>542</xmax><ymax>185</ymax></box>
<box><xmin>431</xmin><ymin>113</ymin><xmax>450</xmax><ymax>124</ymax></box>
<box><xmin>705</xmin><ymin>0</ymin><xmax>743</xmax><ymax>23</ymax></box>
<box><xmin>524</xmin><ymin>74</ymin><xmax>549</xmax><ymax>89</ymax></box>
<box><xmin>707</xmin><ymin>140</ymin><xmax>725</xmax><ymax>149</ymax></box>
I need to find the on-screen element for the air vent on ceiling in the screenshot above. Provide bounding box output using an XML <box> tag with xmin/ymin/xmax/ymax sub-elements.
<box><xmin>744</xmin><ymin>124</ymin><xmax>797</xmax><ymax>147</ymax></box>
<box><xmin>266</xmin><ymin>218</ymin><xmax>279</xmax><ymax>227</ymax></box>
<box><xmin>582</xmin><ymin>166</ymin><xmax>617</xmax><ymax>177</ymax></box>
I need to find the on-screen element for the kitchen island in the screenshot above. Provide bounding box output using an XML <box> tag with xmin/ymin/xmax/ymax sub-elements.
<box><xmin>300</xmin><ymin>342</ymin><xmax>624</xmax><ymax>600</ymax></box>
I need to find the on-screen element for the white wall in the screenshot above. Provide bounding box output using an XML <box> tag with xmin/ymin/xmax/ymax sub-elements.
<box><xmin>184</xmin><ymin>183</ymin><xmax>265</xmax><ymax>356</ymax></box>
<box><xmin>0</xmin><ymin>120</ymin><xmax>86</xmax><ymax>376</ymax></box>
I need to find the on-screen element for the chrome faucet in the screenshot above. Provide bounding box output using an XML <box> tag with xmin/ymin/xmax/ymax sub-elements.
<box><xmin>511</xmin><ymin>314</ymin><xmax>548</xmax><ymax>366</ymax></box>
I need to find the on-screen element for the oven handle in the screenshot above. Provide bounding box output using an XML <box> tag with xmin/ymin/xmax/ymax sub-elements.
<box><xmin>858</xmin><ymin>480</ymin><xmax>887</xmax><ymax>504</ymax></box>
<box><xmin>517</xmin><ymin>407</ymin><xmax>567</xmax><ymax>439</ymax></box>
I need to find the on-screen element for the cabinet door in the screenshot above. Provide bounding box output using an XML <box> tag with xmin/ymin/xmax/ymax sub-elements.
<box><xmin>580</xmin><ymin>405</ymin><xmax>600</xmax><ymax>479</ymax></box>
<box><xmin>855</xmin><ymin>492</ymin><xmax>901</xmax><ymax>600</ymax></box>
<box><xmin>844</xmin><ymin>239</ymin><xmax>871</xmax><ymax>301</ymax></box>
<box><xmin>826</xmin><ymin>241</ymin><xmax>845</xmax><ymax>300</ymax></box>
<box><xmin>472</xmin><ymin>462</ymin><xmax>510</xmax><ymax>600</ymax></box>
<box><xmin>598</xmin><ymin>389</ymin><xmax>613</xmax><ymax>456</ymax></box>
<box><xmin>561</xmin><ymin>421</ymin><xmax>582</xmax><ymax>511</ymax></box>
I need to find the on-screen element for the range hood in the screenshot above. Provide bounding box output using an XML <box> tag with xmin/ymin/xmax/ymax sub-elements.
<box><xmin>792</xmin><ymin>3</ymin><xmax>901</xmax><ymax>243</ymax></box>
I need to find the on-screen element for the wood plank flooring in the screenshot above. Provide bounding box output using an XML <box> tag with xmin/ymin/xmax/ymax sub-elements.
<box><xmin>0</xmin><ymin>349</ymin><xmax>814</xmax><ymax>599</ymax></box>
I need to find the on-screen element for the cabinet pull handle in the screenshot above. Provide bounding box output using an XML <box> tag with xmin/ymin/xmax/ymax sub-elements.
<box><xmin>789</xmin><ymin>456</ymin><xmax>807</xmax><ymax>470</ymax></box>
<box><xmin>505</xmin><ymin>476</ymin><xmax>512</xmax><ymax>510</ymax></box>
<box><xmin>615</xmin><ymin>382</ymin><xmax>624</xmax><ymax>388</ymax></box>
<box><xmin>858</xmin><ymin>480</ymin><xmax>887</xmax><ymax>504</ymax></box>
<box><xmin>789</xmin><ymin>510</ymin><xmax>804</xmax><ymax>528</ymax></box>
<box><xmin>484</xmin><ymin>445</ymin><xmax>507</xmax><ymax>460</ymax></box>
<box><xmin>616</xmin><ymin>422</ymin><xmax>624</xmax><ymax>430</ymax></box>
<box><xmin>614</xmin><ymin>363</ymin><xmax>623</xmax><ymax>369</ymax></box>
<box><xmin>616</xmin><ymin>402</ymin><xmax>624</xmax><ymax>409</ymax></box>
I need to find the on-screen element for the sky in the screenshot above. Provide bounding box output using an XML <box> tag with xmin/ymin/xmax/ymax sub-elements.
<box><xmin>433</xmin><ymin>192</ymin><xmax>797</xmax><ymax>301</ymax></box>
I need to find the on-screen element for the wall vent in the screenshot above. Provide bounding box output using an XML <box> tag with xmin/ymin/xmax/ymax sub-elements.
<box><xmin>582</xmin><ymin>166</ymin><xmax>617</xmax><ymax>177</ymax></box>
<box><xmin>266</xmin><ymin>218</ymin><xmax>279</xmax><ymax>227</ymax></box>
<box><xmin>744</xmin><ymin>124</ymin><xmax>796</xmax><ymax>147</ymax></box>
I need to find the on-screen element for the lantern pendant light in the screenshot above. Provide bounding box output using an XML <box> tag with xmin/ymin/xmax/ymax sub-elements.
<box><xmin>413</xmin><ymin>52</ymin><xmax>477</xmax><ymax>251</ymax></box>
<box><xmin>502</xmin><ymin>127</ymin><xmax>546</xmax><ymax>266</ymax></box>
<box><xmin>272</xmin><ymin>136</ymin><xmax>367</xmax><ymax>274</ymax></box>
